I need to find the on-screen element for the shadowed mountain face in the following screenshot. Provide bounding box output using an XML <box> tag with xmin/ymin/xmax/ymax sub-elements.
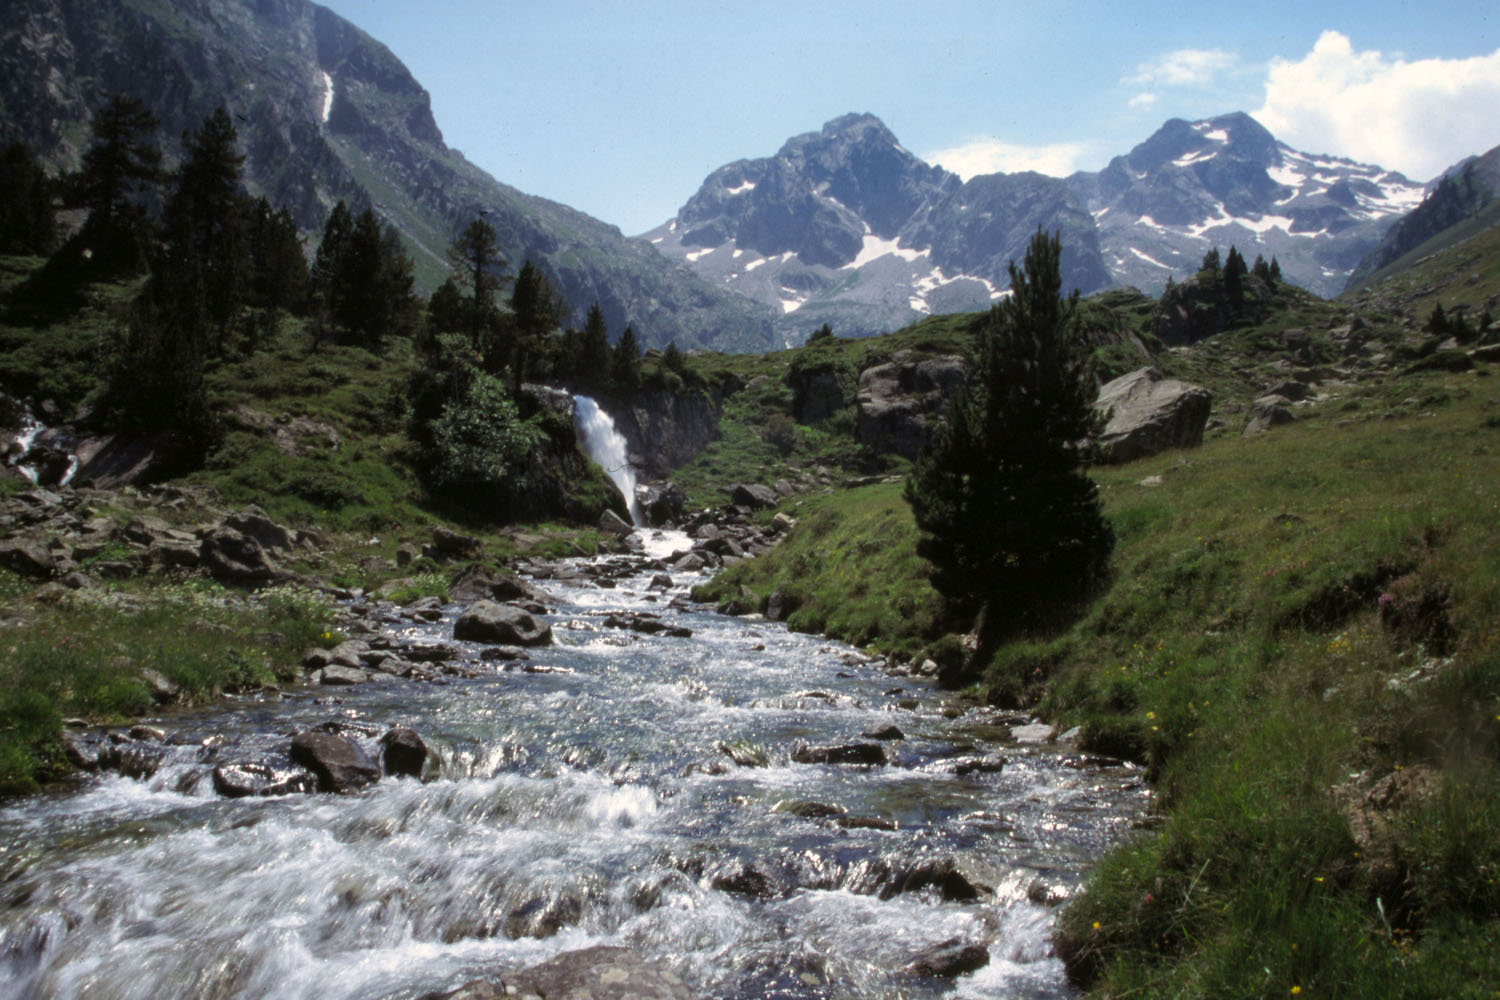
<box><xmin>0</xmin><ymin>0</ymin><xmax>777</xmax><ymax>352</ymax></box>
<box><xmin>1344</xmin><ymin>142</ymin><xmax>1500</xmax><ymax>291</ymax></box>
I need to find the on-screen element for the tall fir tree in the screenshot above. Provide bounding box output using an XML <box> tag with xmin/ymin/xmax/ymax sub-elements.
<box><xmin>157</xmin><ymin>106</ymin><xmax>248</xmax><ymax>357</ymax></box>
<box><xmin>612</xmin><ymin>324</ymin><xmax>641</xmax><ymax>387</ymax></box>
<box><xmin>906</xmin><ymin>228</ymin><xmax>1112</xmax><ymax>654</ymax></box>
<box><xmin>0</xmin><ymin>142</ymin><xmax>55</xmax><ymax>256</ymax></box>
<box><xmin>68</xmin><ymin>94</ymin><xmax>161</xmax><ymax>275</ymax></box>
<box><xmin>446</xmin><ymin>217</ymin><xmax>507</xmax><ymax>353</ymax></box>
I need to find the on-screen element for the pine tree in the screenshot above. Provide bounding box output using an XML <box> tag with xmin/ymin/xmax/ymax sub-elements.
<box><xmin>1268</xmin><ymin>256</ymin><xmax>1282</xmax><ymax>283</ymax></box>
<box><xmin>509</xmin><ymin>258</ymin><xmax>567</xmax><ymax>379</ymax></box>
<box><xmin>157</xmin><ymin>106</ymin><xmax>248</xmax><ymax>357</ymax></box>
<box><xmin>906</xmin><ymin>228</ymin><xmax>1112</xmax><ymax>647</ymax></box>
<box><xmin>427</xmin><ymin>277</ymin><xmax>467</xmax><ymax>336</ymax></box>
<box><xmin>0</xmin><ymin>142</ymin><xmax>55</xmax><ymax>256</ymax></box>
<box><xmin>1200</xmin><ymin>247</ymin><xmax>1221</xmax><ymax>274</ymax></box>
<box><xmin>68</xmin><ymin>94</ymin><xmax>161</xmax><ymax>275</ymax></box>
<box><xmin>1224</xmin><ymin>245</ymin><xmax>1248</xmax><ymax>302</ymax></box>
<box><xmin>446</xmin><ymin>217</ymin><xmax>507</xmax><ymax>352</ymax></box>
<box><xmin>579</xmin><ymin>301</ymin><xmax>612</xmax><ymax>388</ymax></box>
<box><xmin>612</xmin><ymin>324</ymin><xmax>641</xmax><ymax>387</ymax></box>
<box><xmin>662</xmin><ymin>341</ymin><xmax>686</xmax><ymax>374</ymax></box>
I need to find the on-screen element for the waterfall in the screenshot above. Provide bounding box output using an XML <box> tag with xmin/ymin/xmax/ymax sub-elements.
<box><xmin>573</xmin><ymin>395</ymin><xmax>643</xmax><ymax>526</ymax></box>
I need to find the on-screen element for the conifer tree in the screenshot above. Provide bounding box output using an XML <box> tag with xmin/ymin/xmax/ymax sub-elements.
<box><xmin>509</xmin><ymin>258</ymin><xmax>567</xmax><ymax>379</ymax></box>
<box><xmin>1224</xmin><ymin>245</ymin><xmax>1248</xmax><ymax>302</ymax></box>
<box><xmin>579</xmin><ymin>301</ymin><xmax>612</xmax><ymax>386</ymax></box>
<box><xmin>0</xmin><ymin>142</ymin><xmax>55</xmax><ymax>256</ymax></box>
<box><xmin>157</xmin><ymin>106</ymin><xmax>248</xmax><ymax>356</ymax></box>
<box><xmin>906</xmin><ymin>228</ymin><xmax>1112</xmax><ymax>648</ymax></box>
<box><xmin>447</xmin><ymin>217</ymin><xmax>507</xmax><ymax>352</ymax></box>
<box><xmin>68</xmin><ymin>94</ymin><xmax>161</xmax><ymax>274</ymax></box>
<box><xmin>1269</xmin><ymin>256</ymin><xmax>1282</xmax><ymax>283</ymax></box>
<box><xmin>612</xmin><ymin>324</ymin><xmax>641</xmax><ymax>387</ymax></box>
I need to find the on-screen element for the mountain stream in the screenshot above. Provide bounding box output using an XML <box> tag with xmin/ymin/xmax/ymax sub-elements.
<box><xmin>0</xmin><ymin>534</ymin><xmax>1145</xmax><ymax>999</ymax></box>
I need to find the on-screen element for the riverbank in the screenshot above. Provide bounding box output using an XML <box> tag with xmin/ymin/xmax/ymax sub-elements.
<box><xmin>694</xmin><ymin>358</ymin><xmax>1500</xmax><ymax>995</ymax></box>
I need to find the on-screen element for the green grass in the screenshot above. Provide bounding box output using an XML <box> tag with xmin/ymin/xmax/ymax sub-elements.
<box><xmin>688</xmin><ymin>352</ymin><xmax>1500</xmax><ymax>997</ymax></box>
<box><xmin>0</xmin><ymin>579</ymin><xmax>337</xmax><ymax>794</ymax></box>
<box><xmin>692</xmin><ymin>481</ymin><xmax>944</xmax><ymax>658</ymax></box>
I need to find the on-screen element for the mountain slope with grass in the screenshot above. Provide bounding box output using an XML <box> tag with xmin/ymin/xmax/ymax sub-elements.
<box><xmin>0</xmin><ymin>0</ymin><xmax>776</xmax><ymax>351</ymax></box>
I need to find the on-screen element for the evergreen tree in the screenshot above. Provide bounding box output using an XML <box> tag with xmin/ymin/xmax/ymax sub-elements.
<box><xmin>509</xmin><ymin>258</ymin><xmax>567</xmax><ymax>379</ymax></box>
<box><xmin>157</xmin><ymin>106</ymin><xmax>248</xmax><ymax>356</ymax></box>
<box><xmin>0</xmin><ymin>142</ymin><xmax>55</xmax><ymax>256</ymax></box>
<box><xmin>310</xmin><ymin>200</ymin><xmax>353</xmax><ymax>349</ymax></box>
<box><xmin>662</xmin><ymin>341</ymin><xmax>686</xmax><ymax>374</ymax></box>
<box><xmin>1200</xmin><ymin>247</ymin><xmax>1221</xmax><ymax>274</ymax></box>
<box><xmin>808</xmin><ymin>322</ymin><xmax>834</xmax><ymax>342</ymax></box>
<box><xmin>1268</xmin><ymin>256</ymin><xmax>1282</xmax><ymax>283</ymax></box>
<box><xmin>579</xmin><ymin>301</ymin><xmax>612</xmax><ymax>387</ymax></box>
<box><xmin>1251</xmin><ymin>253</ymin><xmax>1271</xmax><ymax>283</ymax></box>
<box><xmin>1426</xmin><ymin>302</ymin><xmax>1448</xmax><ymax>335</ymax></box>
<box><xmin>906</xmin><ymin>228</ymin><xmax>1112</xmax><ymax>646</ymax></box>
<box><xmin>1224</xmin><ymin>245</ymin><xmax>1248</xmax><ymax>302</ymax></box>
<box><xmin>245</xmin><ymin>197</ymin><xmax>307</xmax><ymax>312</ymax></box>
<box><xmin>427</xmin><ymin>277</ymin><xmax>467</xmax><ymax>336</ymax></box>
<box><xmin>446</xmin><ymin>217</ymin><xmax>507</xmax><ymax>352</ymax></box>
<box><xmin>612</xmin><ymin>324</ymin><xmax>641</xmax><ymax>387</ymax></box>
<box><xmin>67</xmin><ymin>94</ymin><xmax>161</xmax><ymax>275</ymax></box>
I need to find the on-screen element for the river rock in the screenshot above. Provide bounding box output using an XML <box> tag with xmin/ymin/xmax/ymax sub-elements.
<box><xmin>380</xmin><ymin>727</ymin><xmax>428</xmax><ymax>778</ymax></box>
<box><xmin>1093</xmin><ymin>367</ymin><xmax>1213</xmax><ymax>463</ymax></box>
<box><xmin>422</xmin><ymin>945</ymin><xmax>694</xmax><ymax>1000</ymax></box>
<box><xmin>861</xmin><ymin>724</ymin><xmax>904</xmax><ymax>741</ymax></box>
<box><xmin>906</xmin><ymin>938</ymin><xmax>990</xmax><ymax>978</ymax></box>
<box><xmin>791</xmin><ymin>742</ymin><xmax>887</xmax><ymax>766</ymax></box>
<box><xmin>289</xmin><ymin>730</ymin><xmax>380</xmax><ymax>793</ymax></box>
<box><xmin>599</xmin><ymin>509</ymin><xmax>634</xmax><ymax>537</ymax></box>
<box><xmin>453</xmin><ymin>600</ymin><xmax>553</xmax><ymax>646</ymax></box>
<box><xmin>212</xmin><ymin>761</ymin><xmax>316</xmax><ymax>798</ymax></box>
<box><xmin>318</xmin><ymin>664</ymin><xmax>369</xmax><ymax>685</ymax></box>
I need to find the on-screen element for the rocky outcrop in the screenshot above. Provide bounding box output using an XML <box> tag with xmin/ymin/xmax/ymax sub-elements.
<box><xmin>855</xmin><ymin>352</ymin><xmax>965</xmax><ymax>459</ymax></box>
<box><xmin>1093</xmin><ymin>367</ymin><xmax>1213</xmax><ymax>463</ymax></box>
<box><xmin>603</xmin><ymin>387</ymin><xmax>723</xmax><ymax>478</ymax></box>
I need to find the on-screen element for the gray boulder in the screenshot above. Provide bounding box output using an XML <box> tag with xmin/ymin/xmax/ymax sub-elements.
<box><xmin>199</xmin><ymin>527</ymin><xmax>278</xmax><ymax>583</ymax></box>
<box><xmin>380</xmin><ymin>727</ymin><xmax>428</xmax><ymax>778</ymax></box>
<box><xmin>289</xmin><ymin>730</ymin><xmax>380</xmax><ymax>793</ymax></box>
<box><xmin>221</xmin><ymin>506</ymin><xmax>296</xmax><ymax>554</ymax></box>
<box><xmin>855</xmin><ymin>352</ymin><xmax>966</xmax><ymax>459</ymax></box>
<box><xmin>906</xmin><ymin>939</ymin><xmax>990</xmax><ymax>978</ymax></box>
<box><xmin>453</xmin><ymin>600</ymin><xmax>553</xmax><ymax>646</ymax></box>
<box><xmin>1244</xmin><ymin>394</ymin><xmax>1297</xmax><ymax>435</ymax></box>
<box><xmin>598</xmin><ymin>509</ymin><xmax>634</xmax><ymax>537</ymax></box>
<box><xmin>1094</xmin><ymin>367</ymin><xmax>1212</xmax><ymax>463</ymax></box>
<box><xmin>727</xmin><ymin>483</ymin><xmax>778</xmax><ymax>509</ymax></box>
<box><xmin>0</xmin><ymin>538</ymin><xmax>56</xmax><ymax>578</ymax></box>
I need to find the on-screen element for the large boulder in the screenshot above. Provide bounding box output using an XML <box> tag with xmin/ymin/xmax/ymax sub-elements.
<box><xmin>855</xmin><ymin>352</ymin><xmax>966</xmax><ymax>459</ymax></box>
<box><xmin>453</xmin><ymin>600</ymin><xmax>553</xmax><ymax>647</ymax></box>
<box><xmin>199</xmin><ymin>527</ymin><xmax>278</xmax><ymax>583</ymax></box>
<box><xmin>1093</xmin><ymin>367</ymin><xmax>1212</xmax><ymax>463</ymax></box>
<box><xmin>289</xmin><ymin>730</ymin><xmax>380</xmax><ymax>793</ymax></box>
<box><xmin>221</xmin><ymin>506</ymin><xmax>296</xmax><ymax>554</ymax></box>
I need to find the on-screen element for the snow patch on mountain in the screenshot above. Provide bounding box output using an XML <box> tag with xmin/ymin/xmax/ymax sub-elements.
<box><xmin>320</xmin><ymin>70</ymin><xmax>334</xmax><ymax>125</ymax></box>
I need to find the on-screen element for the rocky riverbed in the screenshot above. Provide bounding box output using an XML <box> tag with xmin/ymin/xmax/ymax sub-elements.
<box><xmin>0</xmin><ymin>513</ymin><xmax>1147</xmax><ymax>999</ymax></box>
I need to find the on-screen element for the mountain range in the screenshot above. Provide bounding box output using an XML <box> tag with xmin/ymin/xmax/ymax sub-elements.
<box><xmin>2</xmin><ymin>0</ymin><xmax>1493</xmax><ymax>351</ymax></box>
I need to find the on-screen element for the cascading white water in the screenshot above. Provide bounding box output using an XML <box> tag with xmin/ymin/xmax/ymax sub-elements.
<box><xmin>573</xmin><ymin>395</ymin><xmax>644</xmax><ymax>526</ymax></box>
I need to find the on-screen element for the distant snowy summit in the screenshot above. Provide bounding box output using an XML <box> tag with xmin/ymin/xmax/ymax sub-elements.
<box><xmin>647</xmin><ymin>111</ymin><xmax>1427</xmax><ymax>343</ymax></box>
<box><xmin>1067</xmin><ymin>111</ymin><xmax>1425</xmax><ymax>299</ymax></box>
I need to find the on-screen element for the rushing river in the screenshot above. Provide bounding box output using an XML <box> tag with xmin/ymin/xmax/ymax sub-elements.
<box><xmin>0</xmin><ymin>533</ymin><xmax>1146</xmax><ymax>999</ymax></box>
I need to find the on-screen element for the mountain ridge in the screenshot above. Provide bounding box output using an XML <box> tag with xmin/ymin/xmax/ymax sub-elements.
<box><xmin>0</xmin><ymin>0</ymin><xmax>778</xmax><ymax>352</ymax></box>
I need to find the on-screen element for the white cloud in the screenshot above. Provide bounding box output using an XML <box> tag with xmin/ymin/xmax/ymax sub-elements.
<box><xmin>1128</xmin><ymin>92</ymin><xmax>1158</xmax><ymax>110</ymax></box>
<box><xmin>1126</xmin><ymin>48</ymin><xmax>1238</xmax><ymax>88</ymax></box>
<box><xmin>1253</xmin><ymin>31</ymin><xmax>1500</xmax><ymax>181</ymax></box>
<box><xmin>922</xmin><ymin>138</ymin><xmax>1089</xmax><ymax>180</ymax></box>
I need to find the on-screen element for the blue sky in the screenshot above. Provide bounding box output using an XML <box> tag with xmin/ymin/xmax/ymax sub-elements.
<box><xmin>318</xmin><ymin>0</ymin><xmax>1500</xmax><ymax>236</ymax></box>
